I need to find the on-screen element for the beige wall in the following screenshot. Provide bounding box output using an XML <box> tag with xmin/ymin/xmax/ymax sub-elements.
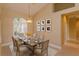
<box><xmin>1</xmin><ymin>8</ymin><xmax>34</xmax><ymax>44</ymax></box>
<box><xmin>1</xmin><ymin>3</ymin><xmax>79</xmax><ymax>46</ymax></box>
<box><xmin>0</xmin><ymin>20</ymin><xmax>1</xmax><ymax>43</ymax></box>
<box><xmin>0</xmin><ymin>8</ymin><xmax>1</xmax><ymax>43</ymax></box>
<box><xmin>33</xmin><ymin>3</ymin><xmax>79</xmax><ymax>47</ymax></box>
<box><xmin>33</xmin><ymin>4</ymin><xmax>54</xmax><ymax>44</ymax></box>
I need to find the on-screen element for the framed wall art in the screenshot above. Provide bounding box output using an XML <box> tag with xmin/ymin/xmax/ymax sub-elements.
<box><xmin>36</xmin><ymin>19</ymin><xmax>52</xmax><ymax>32</ymax></box>
<box><xmin>37</xmin><ymin>20</ymin><xmax>40</xmax><ymax>25</ymax></box>
<box><xmin>37</xmin><ymin>25</ymin><xmax>41</xmax><ymax>31</ymax></box>
<box><xmin>46</xmin><ymin>19</ymin><xmax>51</xmax><ymax>25</ymax></box>
<box><xmin>46</xmin><ymin>26</ymin><xmax>51</xmax><ymax>32</ymax></box>
<box><xmin>41</xmin><ymin>20</ymin><xmax>45</xmax><ymax>25</ymax></box>
<box><xmin>41</xmin><ymin>26</ymin><xmax>45</xmax><ymax>31</ymax></box>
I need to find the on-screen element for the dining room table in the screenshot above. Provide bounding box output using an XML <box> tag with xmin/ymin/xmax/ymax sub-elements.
<box><xmin>19</xmin><ymin>37</ymin><xmax>44</xmax><ymax>55</ymax></box>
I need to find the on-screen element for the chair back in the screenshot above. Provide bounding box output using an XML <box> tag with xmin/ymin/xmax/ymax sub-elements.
<box><xmin>12</xmin><ymin>36</ymin><xmax>16</xmax><ymax>47</ymax></box>
<box><xmin>41</xmin><ymin>40</ymin><xmax>49</xmax><ymax>55</ymax></box>
<box><xmin>14</xmin><ymin>39</ymin><xmax>23</xmax><ymax>56</ymax></box>
<box><xmin>12</xmin><ymin>37</ymin><xmax>20</xmax><ymax>55</ymax></box>
<box><xmin>34</xmin><ymin>40</ymin><xmax>49</xmax><ymax>56</ymax></box>
<box><xmin>12</xmin><ymin>37</ymin><xmax>20</xmax><ymax>50</ymax></box>
<box><xmin>41</xmin><ymin>40</ymin><xmax>49</xmax><ymax>51</ymax></box>
<box><xmin>14</xmin><ymin>39</ymin><xmax>20</xmax><ymax>52</ymax></box>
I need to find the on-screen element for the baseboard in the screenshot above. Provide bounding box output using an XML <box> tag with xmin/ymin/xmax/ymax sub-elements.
<box><xmin>1</xmin><ymin>42</ymin><xmax>12</xmax><ymax>47</ymax></box>
<box><xmin>49</xmin><ymin>43</ymin><xmax>61</xmax><ymax>49</ymax></box>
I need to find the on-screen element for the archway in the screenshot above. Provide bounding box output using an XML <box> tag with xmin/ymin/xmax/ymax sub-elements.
<box><xmin>61</xmin><ymin>11</ymin><xmax>79</xmax><ymax>47</ymax></box>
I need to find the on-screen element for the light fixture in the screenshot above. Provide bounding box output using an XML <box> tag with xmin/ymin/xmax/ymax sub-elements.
<box><xmin>26</xmin><ymin>19</ymin><xmax>32</xmax><ymax>23</ymax></box>
<box><xmin>26</xmin><ymin>4</ymin><xmax>32</xmax><ymax>23</ymax></box>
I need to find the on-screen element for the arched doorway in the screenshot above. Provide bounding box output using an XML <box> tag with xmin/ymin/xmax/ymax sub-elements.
<box><xmin>61</xmin><ymin>11</ymin><xmax>79</xmax><ymax>47</ymax></box>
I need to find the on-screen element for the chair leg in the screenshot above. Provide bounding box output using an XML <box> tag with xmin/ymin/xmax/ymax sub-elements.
<box><xmin>47</xmin><ymin>50</ymin><xmax>48</xmax><ymax>56</ymax></box>
<box><xmin>46</xmin><ymin>52</ymin><xmax>48</xmax><ymax>56</ymax></box>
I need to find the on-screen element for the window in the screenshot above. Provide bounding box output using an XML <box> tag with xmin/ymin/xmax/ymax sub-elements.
<box><xmin>13</xmin><ymin>17</ymin><xmax>27</xmax><ymax>35</ymax></box>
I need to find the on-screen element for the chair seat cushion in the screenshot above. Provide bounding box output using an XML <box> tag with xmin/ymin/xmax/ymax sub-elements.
<box><xmin>19</xmin><ymin>45</ymin><xmax>32</xmax><ymax>56</ymax></box>
<box><xmin>19</xmin><ymin>45</ymin><xmax>30</xmax><ymax>52</ymax></box>
<box><xmin>34</xmin><ymin>49</ymin><xmax>42</xmax><ymax>55</ymax></box>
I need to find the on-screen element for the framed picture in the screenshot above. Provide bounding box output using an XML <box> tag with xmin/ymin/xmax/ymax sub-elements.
<box><xmin>37</xmin><ymin>25</ymin><xmax>41</xmax><ymax>31</ymax></box>
<box><xmin>46</xmin><ymin>19</ymin><xmax>51</xmax><ymax>25</ymax></box>
<box><xmin>37</xmin><ymin>20</ymin><xmax>40</xmax><ymax>25</ymax></box>
<box><xmin>41</xmin><ymin>20</ymin><xmax>45</xmax><ymax>25</ymax></box>
<box><xmin>46</xmin><ymin>26</ymin><xmax>51</xmax><ymax>32</ymax></box>
<box><xmin>41</xmin><ymin>26</ymin><xmax>45</xmax><ymax>31</ymax></box>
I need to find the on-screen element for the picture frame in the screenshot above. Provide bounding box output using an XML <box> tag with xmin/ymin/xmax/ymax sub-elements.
<box><xmin>41</xmin><ymin>26</ymin><xmax>45</xmax><ymax>31</ymax></box>
<box><xmin>46</xmin><ymin>26</ymin><xmax>51</xmax><ymax>32</ymax></box>
<box><xmin>37</xmin><ymin>25</ymin><xmax>41</xmax><ymax>31</ymax></box>
<box><xmin>41</xmin><ymin>20</ymin><xmax>45</xmax><ymax>25</ymax></box>
<box><xmin>46</xmin><ymin>19</ymin><xmax>51</xmax><ymax>25</ymax></box>
<box><xmin>37</xmin><ymin>20</ymin><xmax>40</xmax><ymax>25</ymax></box>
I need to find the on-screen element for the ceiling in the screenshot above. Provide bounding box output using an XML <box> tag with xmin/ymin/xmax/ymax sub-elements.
<box><xmin>1</xmin><ymin>3</ymin><xmax>48</xmax><ymax>16</ymax></box>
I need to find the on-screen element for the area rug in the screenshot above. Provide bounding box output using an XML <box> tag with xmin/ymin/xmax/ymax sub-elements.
<box><xmin>48</xmin><ymin>47</ymin><xmax>58</xmax><ymax>56</ymax></box>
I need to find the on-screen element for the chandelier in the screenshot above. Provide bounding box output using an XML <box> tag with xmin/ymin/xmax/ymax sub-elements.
<box><xmin>26</xmin><ymin>4</ymin><xmax>32</xmax><ymax>23</ymax></box>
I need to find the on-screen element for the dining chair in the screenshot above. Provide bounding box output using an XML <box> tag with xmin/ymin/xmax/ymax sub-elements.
<box><xmin>12</xmin><ymin>37</ymin><xmax>24</xmax><ymax>48</ymax></box>
<box><xmin>34</xmin><ymin>40</ymin><xmax>49</xmax><ymax>56</ymax></box>
<box><xmin>12</xmin><ymin>37</ymin><xmax>17</xmax><ymax>48</ymax></box>
<box><xmin>14</xmin><ymin>39</ymin><xmax>33</xmax><ymax>56</ymax></box>
<box><xmin>12</xmin><ymin>37</ymin><xmax>32</xmax><ymax>56</ymax></box>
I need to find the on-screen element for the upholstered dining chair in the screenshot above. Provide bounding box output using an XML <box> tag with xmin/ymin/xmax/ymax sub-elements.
<box><xmin>14</xmin><ymin>39</ymin><xmax>33</xmax><ymax>56</ymax></box>
<box><xmin>12</xmin><ymin>37</ymin><xmax>16</xmax><ymax>48</ymax></box>
<box><xmin>34</xmin><ymin>40</ymin><xmax>49</xmax><ymax>56</ymax></box>
<box><xmin>12</xmin><ymin>37</ymin><xmax>24</xmax><ymax>48</ymax></box>
<box><xmin>12</xmin><ymin>37</ymin><xmax>32</xmax><ymax>56</ymax></box>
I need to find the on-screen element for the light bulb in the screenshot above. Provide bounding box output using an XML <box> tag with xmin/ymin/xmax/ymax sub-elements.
<box><xmin>26</xmin><ymin>20</ymin><xmax>32</xmax><ymax>23</ymax></box>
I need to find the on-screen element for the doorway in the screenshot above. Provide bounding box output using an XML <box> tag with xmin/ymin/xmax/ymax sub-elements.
<box><xmin>61</xmin><ymin>11</ymin><xmax>79</xmax><ymax>47</ymax></box>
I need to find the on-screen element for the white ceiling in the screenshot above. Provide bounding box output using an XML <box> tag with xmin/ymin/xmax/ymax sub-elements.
<box><xmin>2</xmin><ymin>3</ymin><xmax>48</xmax><ymax>16</ymax></box>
